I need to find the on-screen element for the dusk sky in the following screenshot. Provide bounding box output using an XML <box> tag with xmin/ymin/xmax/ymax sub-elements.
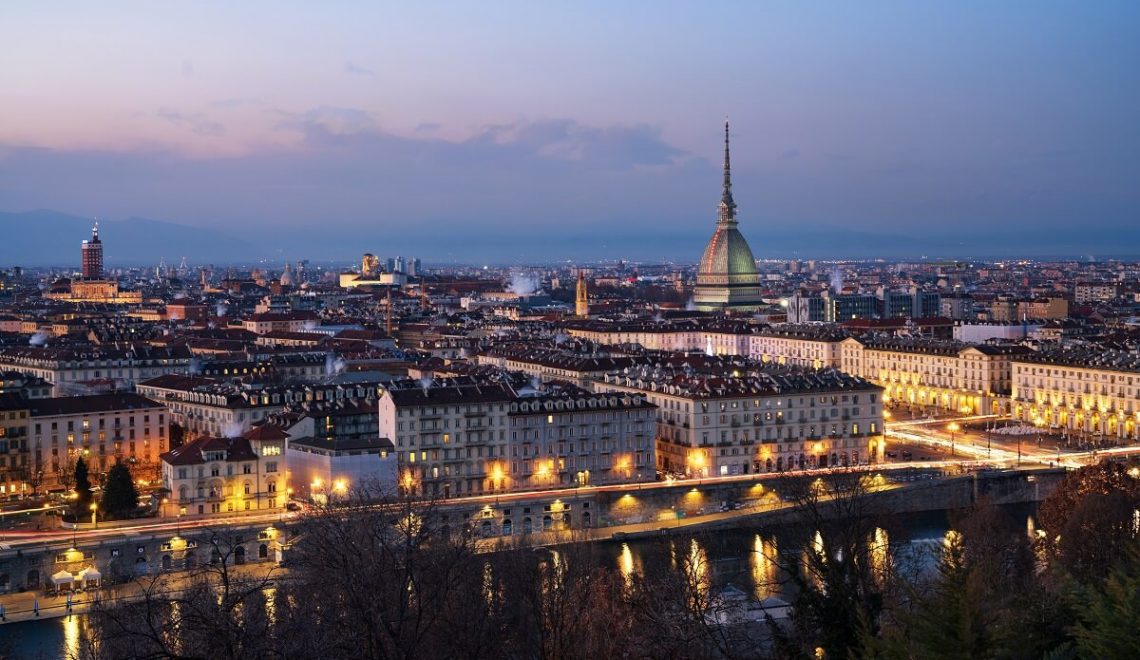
<box><xmin>2</xmin><ymin>2</ymin><xmax>1139</xmax><ymax>263</ymax></box>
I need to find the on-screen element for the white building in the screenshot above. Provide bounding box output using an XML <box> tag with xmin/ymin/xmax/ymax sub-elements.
<box><xmin>749</xmin><ymin>325</ymin><xmax>847</xmax><ymax>369</ymax></box>
<box><xmin>160</xmin><ymin>426</ymin><xmax>286</xmax><ymax>517</ymax></box>
<box><xmin>0</xmin><ymin>345</ymin><xmax>192</xmax><ymax>395</ymax></box>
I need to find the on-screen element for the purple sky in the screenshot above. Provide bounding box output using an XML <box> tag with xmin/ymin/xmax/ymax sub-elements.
<box><xmin>2</xmin><ymin>2</ymin><xmax>1139</xmax><ymax>262</ymax></box>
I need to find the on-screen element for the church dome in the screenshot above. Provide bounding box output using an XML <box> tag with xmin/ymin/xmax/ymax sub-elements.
<box><xmin>693</xmin><ymin>121</ymin><xmax>762</xmax><ymax>312</ymax></box>
<box><xmin>698</xmin><ymin>225</ymin><xmax>759</xmax><ymax>280</ymax></box>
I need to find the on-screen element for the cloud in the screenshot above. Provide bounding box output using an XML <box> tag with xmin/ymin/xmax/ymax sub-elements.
<box><xmin>466</xmin><ymin>118</ymin><xmax>687</xmax><ymax>170</ymax></box>
<box><xmin>415</xmin><ymin>122</ymin><xmax>441</xmax><ymax>133</ymax></box>
<box><xmin>275</xmin><ymin>106</ymin><xmax>379</xmax><ymax>138</ymax></box>
<box><xmin>155</xmin><ymin>108</ymin><xmax>226</xmax><ymax>137</ymax></box>
<box><xmin>343</xmin><ymin>62</ymin><xmax>375</xmax><ymax>77</ymax></box>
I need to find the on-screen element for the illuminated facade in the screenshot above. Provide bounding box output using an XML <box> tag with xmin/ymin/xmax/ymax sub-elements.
<box><xmin>0</xmin><ymin>395</ymin><xmax>30</xmax><ymax>497</ymax></box>
<box><xmin>380</xmin><ymin>378</ymin><xmax>656</xmax><ymax>498</ymax></box>
<box><xmin>507</xmin><ymin>392</ymin><xmax>656</xmax><ymax>489</ymax></box>
<box><xmin>575</xmin><ymin>270</ymin><xmax>590</xmax><ymax>317</ymax></box>
<box><xmin>693</xmin><ymin>122</ymin><xmax>763</xmax><ymax>312</ymax></box>
<box><xmin>840</xmin><ymin>337</ymin><xmax>1030</xmax><ymax>416</ymax></box>
<box><xmin>597</xmin><ymin>367</ymin><xmax>884</xmax><ymax>476</ymax></box>
<box><xmin>22</xmin><ymin>393</ymin><xmax>168</xmax><ymax>488</ymax></box>
<box><xmin>749</xmin><ymin>325</ymin><xmax>848</xmax><ymax>369</ymax></box>
<box><xmin>380</xmin><ymin>378</ymin><xmax>514</xmax><ymax>498</ymax></box>
<box><xmin>1011</xmin><ymin>348</ymin><xmax>1140</xmax><ymax>441</ymax></box>
<box><xmin>160</xmin><ymin>427</ymin><xmax>286</xmax><ymax>517</ymax></box>
<box><xmin>81</xmin><ymin>222</ymin><xmax>103</xmax><ymax>279</ymax></box>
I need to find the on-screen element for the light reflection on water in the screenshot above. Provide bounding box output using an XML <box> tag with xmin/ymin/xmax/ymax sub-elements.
<box><xmin>62</xmin><ymin>612</ymin><xmax>81</xmax><ymax>659</ymax></box>
<box><xmin>5</xmin><ymin>506</ymin><xmax>1035</xmax><ymax>658</ymax></box>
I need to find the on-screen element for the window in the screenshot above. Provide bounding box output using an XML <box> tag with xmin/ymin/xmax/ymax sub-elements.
<box><xmin>265</xmin><ymin>461</ymin><xmax>278</xmax><ymax>473</ymax></box>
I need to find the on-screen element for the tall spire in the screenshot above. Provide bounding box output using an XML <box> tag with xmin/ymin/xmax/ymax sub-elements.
<box><xmin>718</xmin><ymin>120</ymin><xmax>736</xmax><ymax>224</ymax></box>
<box><xmin>91</xmin><ymin>219</ymin><xmax>101</xmax><ymax>242</ymax></box>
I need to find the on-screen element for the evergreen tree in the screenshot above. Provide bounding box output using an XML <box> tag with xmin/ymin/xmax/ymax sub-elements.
<box><xmin>74</xmin><ymin>455</ymin><xmax>93</xmax><ymax>513</ymax></box>
<box><xmin>1070</xmin><ymin>541</ymin><xmax>1140</xmax><ymax>659</ymax></box>
<box><xmin>102</xmin><ymin>461</ymin><xmax>140</xmax><ymax>519</ymax></box>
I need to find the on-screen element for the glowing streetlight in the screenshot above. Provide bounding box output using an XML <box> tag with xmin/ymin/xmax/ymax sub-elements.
<box><xmin>90</xmin><ymin>502</ymin><xmax>98</xmax><ymax>529</ymax></box>
<box><xmin>947</xmin><ymin>422</ymin><xmax>960</xmax><ymax>458</ymax></box>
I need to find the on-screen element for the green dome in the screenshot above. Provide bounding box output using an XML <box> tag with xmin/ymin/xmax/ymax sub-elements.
<box><xmin>698</xmin><ymin>224</ymin><xmax>760</xmax><ymax>282</ymax></box>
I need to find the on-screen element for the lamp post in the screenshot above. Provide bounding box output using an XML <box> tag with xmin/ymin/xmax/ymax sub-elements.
<box><xmin>947</xmin><ymin>422</ymin><xmax>960</xmax><ymax>459</ymax></box>
<box><xmin>90</xmin><ymin>502</ymin><xmax>98</xmax><ymax>529</ymax></box>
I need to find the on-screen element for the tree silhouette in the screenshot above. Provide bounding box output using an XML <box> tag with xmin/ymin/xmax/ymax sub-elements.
<box><xmin>102</xmin><ymin>461</ymin><xmax>140</xmax><ymax>519</ymax></box>
<box><xmin>74</xmin><ymin>455</ymin><xmax>93</xmax><ymax>515</ymax></box>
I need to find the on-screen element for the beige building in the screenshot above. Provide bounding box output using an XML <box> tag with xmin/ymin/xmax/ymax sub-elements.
<box><xmin>23</xmin><ymin>394</ymin><xmax>168</xmax><ymax>488</ymax></box>
<box><xmin>1011</xmin><ymin>348</ymin><xmax>1140</xmax><ymax>442</ymax></box>
<box><xmin>839</xmin><ymin>337</ymin><xmax>1031</xmax><ymax>416</ymax></box>
<box><xmin>379</xmin><ymin>378</ymin><xmax>514</xmax><ymax>499</ymax></box>
<box><xmin>242</xmin><ymin>312</ymin><xmax>319</xmax><ymax>335</ymax></box>
<box><xmin>380</xmin><ymin>377</ymin><xmax>658</xmax><ymax>499</ymax></box>
<box><xmin>506</xmin><ymin>391</ymin><xmax>656</xmax><ymax>489</ymax></box>
<box><xmin>160</xmin><ymin>426</ymin><xmax>287</xmax><ymax>517</ymax></box>
<box><xmin>991</xmin><ymin>297</ymin><xmax>1069</xmax><ymax>321</ymax></box>
<box><xmin>1074</xmin><ymin>283</ymin><xmax>1119</xmax><ymax>303</ymax></box>
<box><xmin>749</xmin><ymin>325</ymin><xmax>847</xmax><ymax>369</ymax></box>
<box><xmin>137</xmin><ymin>375</ymin><xmax>382</xmax><ymax>438</ymax></box>
<box><xmin>597</xmin><ymin>366</ymin><xmax>884</xmax><ymax>476</ymax></box>
<box><xmin>564</xmin><ymin>319</ymin><xmax>761</xmax><ymax>355</ymax></box>
<box><xmin>476</xmin><ymin>347</ymin><xmax>637</xmax><ymax>388</ymax></box>
<box><xmin>0</xmin><ymin>395</ymin><xmax>30</xmax><ymax>497</ymax></box>
<box><xmin>0</xmin><ymin>345</ymin><xmax>192</xmax><ymax>395</ymax></box>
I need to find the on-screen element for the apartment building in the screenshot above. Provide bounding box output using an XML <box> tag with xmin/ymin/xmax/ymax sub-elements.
<box><xmin>476</xmin><ymin>346</ymin><xmax>637</xmax><ymax>387</ymax></box>
<box><xmin>0</xmin><ymin>394</ymin><xmax>30</xmax><ymax>497</ymax></box>
<box><xmin>749</xmin><ymin>325</ymin><xmax>848</xmax><ymax>369</ymax></box>
<box><xmin>597</xmin><ymin>365</ymin><xmax>884</xmax><ymax>477</ymax></box>
<box><xmin>137</xmin><ymin>375</ymin><xmax>383</xmax><ymax>438</ymax></box>
<box><xmin>20</xmin><ymin>394</ymin><xmax>168</xmax><ymax>487</ymax></box>
<box><xmin>564</xmin><ymin>319</ymin><xmax>761</xmax><ymax>356</ymax></box>
<box><xmin>506</xmin><ymin>390</ymin><xmax>656</xmax><ymax>489</ymax></box>
<box><xmin>160</xmin><ymin>426</ymin><xmax>287</xmax><ymax>517</ymax></box>
<box><xmin>839</xmin><ymin>337</ymin><xmax>1032</xmax><ymax>415</ymax></box>
<box><xmin>380</xmin><ymin>376</ymin><xmax>658</xmax><ymax>498</ymax></box>
<box><xmin>1011</xmin><ymin>348</ymin><xmax>1140</xmax><ymax>441</ymax></box>
<box><xmin>0</xmin><ymin>345</ymin><xmax>192</xmax><ymax>395</ymax></box>
<box><xmin>379</xmin><ymin>378</ymin><xmax>514</xmax><ymax>499</ymax></box>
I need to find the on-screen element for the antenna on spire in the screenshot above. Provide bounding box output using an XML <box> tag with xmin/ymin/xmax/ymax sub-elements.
<box><xmin>718</xmin><ymin>119</ymin><xmax>736</xmax><ymax>223</ymax></box>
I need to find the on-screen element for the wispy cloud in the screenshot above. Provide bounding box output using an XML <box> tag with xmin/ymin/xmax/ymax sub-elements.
<box><xmin>274</xmin><ymin>106</ymin><xmax>379</xmax><ymax>137</ymax></box>
<box><xmin>343</xmin><ymin>62</ymin><xmax>375</xmax><ymax>77</ymax></box>
<box><xmin>155</xmin><ymin>108</ymin><xmax>225</xmax><ymax>137</ymax></box>
<box><xmin>473</xmin><ymin>119</ymin><xmax>687</xmax><ymax>170</ymax></box>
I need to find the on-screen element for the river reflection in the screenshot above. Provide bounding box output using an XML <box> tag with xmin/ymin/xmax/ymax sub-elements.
<box><xmin>750</xmin><ymin>534</ymin><xmax>777</xmax><ymax>600</ymax></box>
<box><xmin>4</xmin><ymin>506</ymin><xmax>1036</xmax><ymax>659</ymax></box>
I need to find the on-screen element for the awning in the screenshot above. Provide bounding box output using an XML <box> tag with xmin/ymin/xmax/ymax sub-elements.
<box><xmin>78</xmin><ymin>566</ymin><xmax>102</xmax><ymax>581</ymax></box>
<box><xmin>51</xmin><ymin>570</ymin><xmax>75</xmax><ymax>585</ymax></box>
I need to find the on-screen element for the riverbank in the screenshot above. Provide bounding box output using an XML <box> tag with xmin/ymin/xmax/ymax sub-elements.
<box><xmin>1</xmin><ymin>466</ymin><xmax>1062</xmax><ymax>625</ymax></box>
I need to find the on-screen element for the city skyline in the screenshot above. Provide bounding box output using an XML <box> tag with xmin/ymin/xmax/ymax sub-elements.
<box><xmin>3</xmin><ymin>2</ymin><xmax>1139</xmax><ymax>262</ymax></box>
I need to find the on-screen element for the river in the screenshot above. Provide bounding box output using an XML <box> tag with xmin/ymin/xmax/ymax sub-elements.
<box><xmin>2</xmin><ymin>504</ymin><xmax>1036</xmax><ymax>659</ymax></box>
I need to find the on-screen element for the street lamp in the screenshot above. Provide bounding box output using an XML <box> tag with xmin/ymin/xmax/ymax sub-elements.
<box><xmin>947</xmin><ymin>422</ymin><xmax>960</xmax><ymax>458</ymax></box>
<box><xmin>90</xmin><ymin>502</ymin><xmax>98</xmax><ymax>529</ymax></box>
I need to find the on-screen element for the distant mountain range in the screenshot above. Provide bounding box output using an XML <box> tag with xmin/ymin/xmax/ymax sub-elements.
<box><xmin>0</xmin><ymin>210</ymin><xmax>255</xmax><ymax>266</ymax></box>
<box><xmin>2</xmin><ymin>209</ymin><xmax>1137</xmax><ymax>266</ymax></box>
